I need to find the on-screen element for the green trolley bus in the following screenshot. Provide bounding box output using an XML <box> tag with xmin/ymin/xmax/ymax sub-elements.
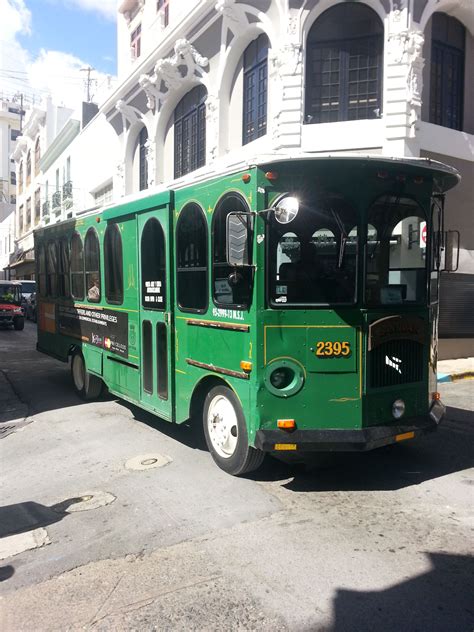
<box><xmin>35</xmin><ymin>155</ymin><xmax>459</xmax><ymax>475</ymax></box>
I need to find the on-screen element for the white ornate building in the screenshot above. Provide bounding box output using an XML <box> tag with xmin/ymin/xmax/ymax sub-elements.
<box><xmin>101</xmin><ymin>0</ymin><xmax>473</xmax><ymax>355</ymax></box>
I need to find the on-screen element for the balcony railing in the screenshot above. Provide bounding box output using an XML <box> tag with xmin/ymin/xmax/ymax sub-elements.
<box><xmin>52</xmin><ymin>190</ymin><xmax>61</xmax><ymax>209</ymax></box>
<box><xmin>63</xmin><ymin>180</ymin><xmax>73</xmax><ymax>199</ymax></box>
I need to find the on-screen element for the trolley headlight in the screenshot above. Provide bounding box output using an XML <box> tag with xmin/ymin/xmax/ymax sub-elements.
<box><xmin>392</xmin><ymin>399</ymin><xmax>405</xmax><ymax>419</ymax></box>
<box><xmin>264</xmin><ymin>359</ymin><xmax>305</xmax><ymax>398</ymax></box>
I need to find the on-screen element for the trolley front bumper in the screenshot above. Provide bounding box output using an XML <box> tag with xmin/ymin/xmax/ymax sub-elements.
<box><xmin>255</xmin><ymin>402</ymin><xmax>445</xmax><ymax>453</ymax></box>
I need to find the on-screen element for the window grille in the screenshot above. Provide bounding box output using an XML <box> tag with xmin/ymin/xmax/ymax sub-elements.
<box><xmin>174</xmin><ymin>85</ymin><xmax>207</xmax><ymax>178</ymax></box>
<box><xmin>430</xmin><ymin>13</ymin><xmax>465</xmax><ymax>130</ymax></box>
<box><xmin>243</xmin><ymin>33</ymin><xmax>269</xmax><ymax>145</ymax></box>
<box><xmin>305</xmin><ymin>3</ymin><xmax>383</xmax><ymax>124</ymax></box>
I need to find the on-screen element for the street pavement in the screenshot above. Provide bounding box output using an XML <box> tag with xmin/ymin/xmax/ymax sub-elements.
<box><xmin>0</xmin><ymin>322</ymin><xmax>473</xmax><ymax>631</ymax></box>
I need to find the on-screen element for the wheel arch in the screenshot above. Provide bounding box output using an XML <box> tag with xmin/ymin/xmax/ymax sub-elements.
<box><xmin>189</xmin><ymin>374</ymin><xmax>238</xmax><ymax>423</ymax></box>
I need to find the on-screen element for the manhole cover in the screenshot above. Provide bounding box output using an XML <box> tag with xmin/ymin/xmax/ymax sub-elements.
<box><xmin>125</xmin><ymin>453</ymin><xmax>172</xmax><ymax>471</ymax></box>
<box><xmin>59</xmin><ymin>491</ymin><xmax>116</xmax><ymax>513</ymax></box>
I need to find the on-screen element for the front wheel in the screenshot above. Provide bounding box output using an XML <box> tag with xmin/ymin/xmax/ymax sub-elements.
<box><xmin>71</xmin><ymin>350</ymin><xmax>103</xmax><ymax>400</ymax></box>
<box><xmin>203</xmin><ymin>385</ymin><xmax>264</xmax><ymax>476</ymax></box>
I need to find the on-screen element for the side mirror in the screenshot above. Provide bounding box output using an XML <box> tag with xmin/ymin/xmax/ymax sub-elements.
<box><xmin>226</xmin><ymin>212</ymin><xmax>253</xmax><ymax>267</ymax></box>
<box><xmin>443</xmin><ymin>230</ymin><xmax>460</xmax><ymax>272</ymax></box>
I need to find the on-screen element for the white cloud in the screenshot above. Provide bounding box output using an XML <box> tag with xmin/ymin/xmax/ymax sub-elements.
<box><xmin>60</xmin><ymin>0</ymin><xmax>117</xmax><ymax>21</ymax></box>
<box><xmin>0</xmin><ymin>0</ymin><xmax>115</xmax><ymax>109</ymax></box>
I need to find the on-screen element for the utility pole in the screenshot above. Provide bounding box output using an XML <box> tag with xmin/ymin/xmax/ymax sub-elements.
<box><xmin>80</xmin><ymin>66</ymin><xmax>95</xmax><ymax>103</ymax></box>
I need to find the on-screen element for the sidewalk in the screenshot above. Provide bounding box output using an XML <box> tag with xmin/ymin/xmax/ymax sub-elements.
<box><xmin>437</xmin><ymin>357</ymin><xmax>474</xmax><ymax>383</ymax></box>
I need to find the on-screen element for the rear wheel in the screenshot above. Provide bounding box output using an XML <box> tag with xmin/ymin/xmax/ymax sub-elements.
<box><xmin>203</xmin><ymin>385</ymin><xmax>264</xmax><ymax>476</ymax></box>
<box><xmin>71</xmin><ymin>350</ymin><xmax>102</xmax><ymax>400</ymax></box>
<box><xmin>13</xmin><ymin>316</ymin><xmax>24</xmax><ymax>331</ymax></box>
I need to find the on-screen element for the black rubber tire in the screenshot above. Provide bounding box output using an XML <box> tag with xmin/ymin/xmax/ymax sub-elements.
<box><xmin>71</xmin><ymin>350</ymin><xmax>103</xmax><ymax>400</ymax></box>
<box><xmin>203</xmin><ymin>385</ymin><xmax>265</xmax><ymax>476</ymax></box>
<box><xmin>13</xmin><ymin>317</ymin><xmax>24</xmax><ymax>331</ymax></box>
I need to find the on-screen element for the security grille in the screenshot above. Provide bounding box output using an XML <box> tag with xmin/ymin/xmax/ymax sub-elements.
<box><xmin>369</xmin><ymin>339</ymin><xmax>424</xmax><ymax>388</ymax></box>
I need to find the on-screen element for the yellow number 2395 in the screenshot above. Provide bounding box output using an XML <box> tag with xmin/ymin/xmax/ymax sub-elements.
<box><xmin>315</xmin><ymin>341</ymin><xmax>351</xmax><ymax>357</ymax></box>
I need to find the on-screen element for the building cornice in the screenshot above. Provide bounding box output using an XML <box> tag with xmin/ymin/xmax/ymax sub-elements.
<box><xmin>40</xmin><ymin>119</ymin><xmax>80</xmax><ymax>172</ymax></box>
<box><xmin>22</xmin><ymin>108</ymin><xmax>46</xmax><ymax>141</ymax></box>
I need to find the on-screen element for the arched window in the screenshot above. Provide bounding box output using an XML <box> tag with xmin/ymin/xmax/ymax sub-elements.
<box><xmin>430</xmin><ymin>12</ymin><xmax>465</xmax><ymax>130</ymax></box>
<box><xmin>59</xmin><ymin>238</ymin><xmax>70</xmax><ymax>298</ymax></box>
<box><xmin>18</xmin><ymin>161</ymin><xmax>23</xmax><ymax>193</ymax></box>
<box><xmin>176</xmin><ymin>203</ymin><xmax>207</xmax><ymax>312</ymax></box>
<box><xmin>141</xmin><ymin>218</ymin><xmax>166</xmax><ymax>310</ymax></box>
<box><xmin>46</xmin><ymin>241</ymin><xmax>58</xmax><ymax>297</ymax></box>
<box><xmin>305</xmin><ymin>3</ymin><xmax>383</xmax><ymax>124</ymax></box>
<box><xmin>70</xmin><ymin>232</ymin><xmax>84</xmax><ymax>300</ymax></box>
<box><xmin>34</xmin><ymin>137</ymin><xmax>41</xmax><ymax>175</ymax></box>
<box><xmin>85</xmin><ymin>228</ymin><xmax>101</xmax><ymax>303</ymax></box>
<box><xmin>212</xmin><ymin>193</ymin><xmax>252</xmax><ymax>308</ymax></box>
<box><xmin>174</xmin><ymin>85</ymin><xmax>207</xmax><ymax>178</ymax></box>
<box><xmin>138</xmin><ymin>127</ymin><xmax>148</xmax><ymax>191</ymax></box>
<box><xmin>243</xmin><ymin>33</ymin><xmax>269</xmax><ymax>145</ymax></box>
<box><xmin>104</xmin><ymin>223</ymin><xmax>123</xmax><ymax>304</ymax></box>
<box><xmin>366</xmin><ymin>196</ymin><xmax>426</xmax><ymax>305</ymax></box>
<box><xmin>26</xmin><ymin>150</ymin><xmax>31</xmax><ymax>185</ymax></box>
<box><xmin>38</xmin><ymin>244</ymin><xmax>46</xmax><ymax>297</ymax></box>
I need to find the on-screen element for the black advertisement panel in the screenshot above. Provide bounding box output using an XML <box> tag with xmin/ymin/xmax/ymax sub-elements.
<box><xmin>58</xmin><ymin>305</ymin><xmax>128</xmax><ymax>358</ymax></box>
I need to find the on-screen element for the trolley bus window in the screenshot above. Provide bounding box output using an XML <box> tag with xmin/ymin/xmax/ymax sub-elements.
<box><xmin>38</xmin><ymin>244</ymin><xmax>46</xmax><ymax>297</ymax></box>
<box><xmin>105</xmin><ymin>223</ymin><xmax>123</xmax><ymax>305</ymax></box>
<box><xmin>141</xmin><ymin>218</ymin><xmax>166</xmax><ymax>310</ymax></box>
<box><xmin>269</xmin><ymin>195</ymin><xmax>358</xmax><ymax>305</ymax></box>
<box><xmin>366</xmin><ymin>195</ymin><xmax>426</xmax><ymax>305</ymax></box>
<box><xmin>85</xmin><ymin>228</ymin><xmax>101</xmax><ymax>303</ymax></box>
<box><xmin>46</xmin><ymin>241</ymin><xmax>59</xmax><ymax>298</ymax></box>
<box><xmin>213</xmin><ymin>193</ymin><xmax>252</xmax><ymax>308</ymax></box>
<box><xmin>59</xmin><ymin>238</ymin><xmax>70</xmax><ymax>298</ymax></box>
<box><xmin>176</xmin><ymin>203</ymin><xmax>208</xmax><ymax>312</ymax></box>
<box><xmin>71</xmin><ymin>232</ymin><xmax>84</xmax><ymax>300</ymax></box>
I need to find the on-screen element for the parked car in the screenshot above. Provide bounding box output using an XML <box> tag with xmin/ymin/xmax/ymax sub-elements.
<box><xmin>17</xmin><ymin>280</ymin><xmax>36</xmax><ymax>316</ymax></box>
<box><xmin>26</xmin><ymin>291</ymin><xmax>37</xmax><ymax>322</ymax></box>
<box><xmin>0</xmin><ymin>281</ymin><xmax>25</xmax><ymax>330</ymax></box>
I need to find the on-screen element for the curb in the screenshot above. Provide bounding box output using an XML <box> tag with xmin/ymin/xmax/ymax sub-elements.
<box><xmin>438</xmin><ymin>372</ymin><xmax>474</xmax><ymax>383</ymax></box>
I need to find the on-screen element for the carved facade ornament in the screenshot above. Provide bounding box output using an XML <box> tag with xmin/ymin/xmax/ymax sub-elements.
<box><xmin>139</xmin><ymin>39</ymin><xmax>209</xmax><ymax>111</ymax></box>
<box><xmin>269</xmin><ymin>43</ymin><xmax>302</xmax><ymax>79</ymax></box>
<box><xmin>115</xmin><ymin>161</ymin><xmax>125</xmax><ymax>197</ymax></box>
<box><xmin>205</xmin><ymin>93</ymin><xmax>219</xmax><ymax>162</ymax></box>
<box><xmin>215</xmin><ymin>0</ymin><xmax>249</xmax><ymax>36</ymax></box>
<box><xmin>406</xmin><ymin>30</ymin><xmax>425</xmax><ymax>135</ymax></box>
<box><xmin>115</xmin><ymin>99</ymin><xmax>143</xmax><ymax>129</ymax></box>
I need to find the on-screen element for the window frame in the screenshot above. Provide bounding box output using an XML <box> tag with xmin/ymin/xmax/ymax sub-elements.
<box><xmin>46</xmin><ymin>240</ymin><xmax>59</xmax><ymax>298</ymax></box>
<box><xmin>174</xmin><ymin>85</ymin><xmax>207</xmax><ymax>179</ymax></box>
<box><xmin>104</xmin><ymin>223</ymin><xmax>124</xmax><ymax>305</ymax></box>
<box><xmin>176</xmin><ymin>202</ymin><xmax>208</xmax><ymax>314</ymax></box>
<box><xmin>212</xmin><ymin>192</ymin><xmax>253</xmax><ymax>310</ymax></box>
<box><xmin>138</xmin><ymin>127</ymin><xmax>148</xmax><ymax>191</ymax></box>
<box><xmin>242</xmin><ymin>33</ymin><xmax>269</xmax><ymax>145</ymax></box>
<box><xmin>141</xmin><ymin>217</ymin><xmax>167</xmax><ymax>311</ymax></box>
<box><xmin>70</xmin><ymin>231</ymin><xmax>85</xmax><ymax>301</ymax></box>
<box><xmin>304</xmin><ymin>4</ymin><xmax>383</xmax><ymax>125</ymax></box>
<box><xmin>84</xmin><ymin>227</ymin><xmax>101</xmax><ymax>304</ymax></box>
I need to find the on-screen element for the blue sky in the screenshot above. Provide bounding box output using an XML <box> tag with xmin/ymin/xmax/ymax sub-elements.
<box><xmin>0</xmin><ymin>0</ymin><xmax>118</xmax><ymax>106</ymax></box>
<box><xmin>19</xmin><ymin>1</ymin><xmax>117</xmax><ymax>75</ymax></box>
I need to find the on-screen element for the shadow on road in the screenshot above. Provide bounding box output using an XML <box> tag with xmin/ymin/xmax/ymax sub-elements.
<box><xmin>0</xmin><ymin>565</ymin><xmax>15</xmax><ymax>582</ymax></box>
<box><xmin>248</xmin><ymin>409</ymin><xmax>474</xmax><ymax>492</ymax></box>
<box><xmin>325</xmin><ymin>552</ymin><xmax>474</xmax><ymax>632</ymax></box>
<box><xmin>0</xmin><ymin>497</ymin><xmax>85</xmax><ymax>539</ymax></box>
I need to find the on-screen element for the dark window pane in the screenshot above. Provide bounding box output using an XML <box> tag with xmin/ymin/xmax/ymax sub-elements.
<box><xmin>85</xmin><ymin>228</ymin><xmax>101</xmax><ymax>303</ymax></box>
<box><xmin>138</xmin><ymin>127</ymin><xmax>148</xmax><ymax>191</ymax></box>
<box><xmin>212</xmin><ymin>194</ymin><xmax>252</xmax><ymax>308</ymax></box>
<box><xmin>142</xmin><ymin>320</ymin><xmax>153</xmax><ymax>394</ymax></box>
<box><xmin>243</xmin><ymin>33</ymin><xmax>269</xmax><ymax>145</ymax></box>
<box><xmin>59</xmin><ymin>239</ymin><xmax>70</xmax><ymax>298</ymax></box>
<box><xmin>105</xmin><ymin>224</ymin><xmax>123</xmax><ymax>304</ymax></box>
<box><xmin>141</xmin><ymin>218</ymin><xmax>166</xmax><ymax>310</ymax></box>
<box><xmin>46</xmin><ymin>242</ymin><xmax>59</xmax><ymax>297</ymax></box>
<box><xmin>71</xmin><ymin>233</ymin><xmax>84</xmax><ymax>300</ymax></box>
<box><xmin>176</xmin><ymin>203</ymin><xmax>208</xmax><ymax>312</ymax></box>
<box><xmin>38</xmin><ymin>244</ymin><xmax>47</xmax><ymax>297</ymax></box>
<box><xmin>156</xmin><ymin>322</ymin><xmax>168</xmax><ymax>400</ymax></box>
<box><xmin>174</xmin><ymin>85</ymin><xmax>207</xmax><ymax>178</ymax></box>
<box><xmin>305</xmin><ymin>3</ymin><xmax>383</xmax><ymax>124</ymax></box>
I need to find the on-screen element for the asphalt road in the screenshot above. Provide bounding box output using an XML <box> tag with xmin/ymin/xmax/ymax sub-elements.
<box><xmin>0</xmin><ymin>321</ymin><xmax>473</xmax><ymax>631</ymax></box>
